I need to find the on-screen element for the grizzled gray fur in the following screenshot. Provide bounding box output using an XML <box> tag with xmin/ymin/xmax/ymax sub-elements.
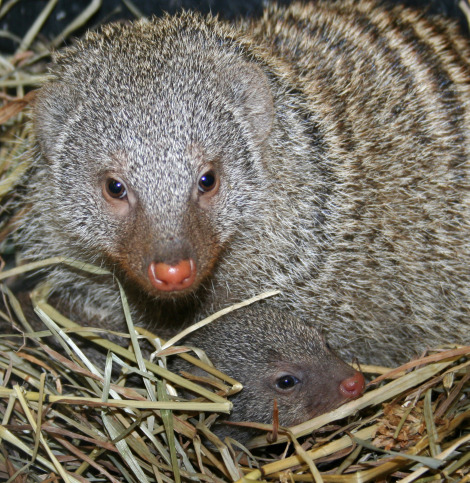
<box><xmin>19</xmin><ymin>0</ymin><xmax>469</xmax><ymax>365</ymax></box>
<box><xmin>168</xmin><ymin>305</ymin><xmax>364</xmax><ymax>443</ymax></box>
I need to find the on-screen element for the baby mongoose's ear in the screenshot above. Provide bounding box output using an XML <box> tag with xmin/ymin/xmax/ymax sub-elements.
<box><xmin>225</xmin><ymin>61</ymin><xmax>274</xmax><ymax>146</ymax></box>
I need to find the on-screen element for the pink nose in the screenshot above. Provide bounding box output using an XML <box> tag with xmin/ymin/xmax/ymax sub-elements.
<box><xmin>339</xmin><ymin>371</ymin><xmax>365</xmax><ymax>399</ymax></box>
<box><xmin>148</xmin><ymin>259</ymin><xmax>196</xmax><ymax>292</ymax></box>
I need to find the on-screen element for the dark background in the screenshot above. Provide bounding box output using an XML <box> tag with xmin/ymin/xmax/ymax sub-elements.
<box><xmin>0</xmin><ymin>0</ymin><xmax>468</xmax><ymax>54</ymax></box>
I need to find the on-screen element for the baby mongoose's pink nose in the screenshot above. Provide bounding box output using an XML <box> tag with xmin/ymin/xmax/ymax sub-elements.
<box><xmin>148</xmin><ymin>259</ymin><xmax>196</xmax><ymax>291</ymax></box>
<box><xmin>339</xmin><ymin>371</ymin><xmax>365</xmax><ymax>399</ymax></box>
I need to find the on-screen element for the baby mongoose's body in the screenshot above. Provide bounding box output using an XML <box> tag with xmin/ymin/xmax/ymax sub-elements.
<box><xmin>19</xmin><ymin>0</ymin><xmax>470</xmax><ymax>365</ymax></box>
<box><xmin>169</xmin><ymin>305</ymin><xmax>365</xmax><ymax>443</ymax></box>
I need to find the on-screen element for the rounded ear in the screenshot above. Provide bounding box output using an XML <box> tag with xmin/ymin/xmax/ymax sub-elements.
<box><xmin>225</xmin><ymin>61</ymin><xmax>274</xmax><ymax>145</ymax></box>
<box><xmin>33</xmin><ymin>82</ymin><xmax>78</xmax><ymax>161</ymax></box>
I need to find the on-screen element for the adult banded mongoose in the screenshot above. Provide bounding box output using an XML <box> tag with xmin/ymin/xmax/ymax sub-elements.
<box><xmin>18</xmin><ymin>0</ymin><xmax>470</xmax><ymax>366</ymax></box>
<box><xmin>168</xmin><ymin>305</ymin><xmax>365</xmax><ymax>444</ymax></box>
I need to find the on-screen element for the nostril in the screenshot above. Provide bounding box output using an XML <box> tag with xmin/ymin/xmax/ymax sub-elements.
<box><xmin>339</xmin><ymin>371</ymin><xmax>365</xmax><ymax>399</ymax></box>
<box><xmin>148</xmin><ymin>258</ymin><xmax>197</xmax><ymax>291</ymax></box>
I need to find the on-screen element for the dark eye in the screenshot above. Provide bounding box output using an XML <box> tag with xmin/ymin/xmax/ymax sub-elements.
<box><xmin>198</xmin><ymin>170</ymin><xmax>217</xmax><ymax>193</ymax></box>
<box><xmin>275</xmin><ymin>374</ymin><xmax>300</xmax><ymax>390</ymax></box>
<box><xmin>106</xmin><ymin>178</ymin><xmax>127</xmax><ymax>199</ymax></box>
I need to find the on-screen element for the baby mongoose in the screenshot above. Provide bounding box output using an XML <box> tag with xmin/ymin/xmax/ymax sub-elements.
<box><xmin>19</xmin><ymin>0</ymin><xmax>470</xmax><ymax>365</ymax></box>
<box><xmin>169</xmin><ymin>305</ymin><xmax>365</xmax><ymax>443</ymax></box>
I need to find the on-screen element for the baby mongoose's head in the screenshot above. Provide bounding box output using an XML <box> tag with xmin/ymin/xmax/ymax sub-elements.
<box><xmin>33</xmin><ymin>13</ymin><xmax>274</xmax><ymax>298</ymax></box>
<box><xmin>170</xmin><ymin>305</ymin><xmax>365</xmax><ymax>443</ymax></box>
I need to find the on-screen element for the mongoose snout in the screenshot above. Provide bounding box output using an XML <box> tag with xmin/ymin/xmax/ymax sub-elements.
<box><xmin>339</xmin><ymin>371</ymin><xmax>365</xmax><ymax>399</ymax></box>
<box><xmin>148</xmin><ymin>259</ymin><xmax>197</xmax><ymax>291</ymax></box>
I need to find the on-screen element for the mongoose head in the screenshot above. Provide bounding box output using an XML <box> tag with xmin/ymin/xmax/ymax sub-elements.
<box><xmin>170</xmin><ymin>305</ymin><xmax>365</xmax><ymax>443</ymax></box>
<box><xmin>33</xmin><ymin>13</ymin><xmax>274</xmax><ymax>297</ymax></box>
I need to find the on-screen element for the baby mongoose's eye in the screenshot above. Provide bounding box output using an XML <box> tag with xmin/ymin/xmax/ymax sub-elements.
<box><xmin>105</xmin><ymin>178</ymin><xmax>127</xmax><ymax>199</ymax></box>
<box><xmin>198</xmin><ymin>170</ymin><xmax>218</xmax><ymax>193</ymax></box>
<box><xmin>275</xmin><ymin>374</ymin><xmax>300</xmax><ymax>390</ymax></box>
